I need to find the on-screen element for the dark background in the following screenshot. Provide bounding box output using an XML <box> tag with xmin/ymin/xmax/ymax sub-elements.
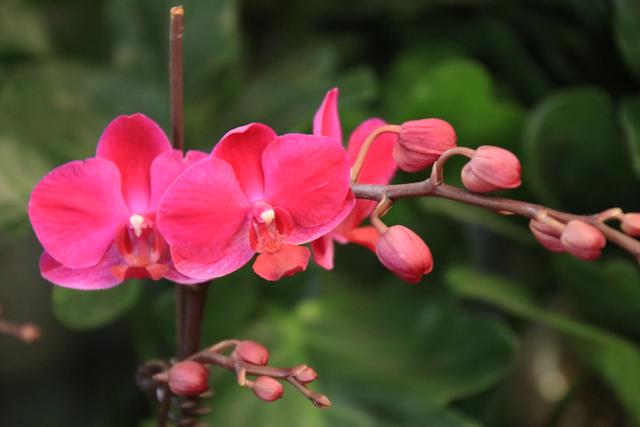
<box><xmin>1</xmin><ymin>0</ymin><xmax>640</xmax><ymax>426</ymax></box>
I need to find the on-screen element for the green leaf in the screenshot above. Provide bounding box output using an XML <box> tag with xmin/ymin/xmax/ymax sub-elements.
<box><xmin>230</xmin><ymin>277</ymin><xmax>516</xmax><ymax>406</ymax></box>
<box><xmin>619</xmin><ymin>96</ymin><xmax>640</xmax><ymax>179</ymax></box>
<box><xmin>614</xmin><ymin>0</ymin><xmax>640</xmax><ymax>80</ymax></box>
<box><xmin>52</xmin><ymin>282</ymin><xmax>142</xmax><ymax>330</ymax></box>
<box><xmin>207</xmin><ymin>282</ymin><xmax>491</xmax><ymax>426</ymax></box>
<box><xmin>0</xmin><ymin>0</ymin><xmax>50</xmax><ymax>57</ymax></box>
<box><xmin>446</xmin><ymin>266</ymin><xmax>640</xmax><ymax>425</ymax></box>
<box><xmin>523</xmin><ymin>87</ymin><xmax>636</xmax><ymax>211</ymax></box>
<box><xmin>385</xmin><ymin>56</ymin><xmax>525</xmax><ymax>152</ymax></box>
<box><xmin>0</xmin><ymin>62</ymin><xmax>167</xmax><ymax>228</ymax></box>
<box><xmin>553</xmin><ymin>257</ymin><xmax>640</xmax><ymax>336</ymax></box>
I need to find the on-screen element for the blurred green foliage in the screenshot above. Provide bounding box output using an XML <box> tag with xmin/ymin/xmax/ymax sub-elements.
<box><xmin>1</xmin><ymin>0</ymin><xmax>640</xmax><ymax>426</ymax></box>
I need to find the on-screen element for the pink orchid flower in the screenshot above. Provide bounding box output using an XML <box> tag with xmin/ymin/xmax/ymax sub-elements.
<box><xmin>310</xmin><ymin>88</ymin><xmax>397</xmax><ymax>269</ymax></box>
<box><xmin>156</xmin><ymin>123</ymin><xmax>354</xmax><ymax>281</ymax></box>
<box><xmin>28</xmin><ymin>114</ymin><xmax>207</xmax><ymax>289</ymax></box>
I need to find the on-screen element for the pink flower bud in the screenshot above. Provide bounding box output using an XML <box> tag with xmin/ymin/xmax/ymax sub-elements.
<box><xmin>393</xmin><ymin>118</ymin><xmax>457</xmax><ymax>172</ymax></box>
<box><xmin>560</xmin><ymin>220</ymin><xmax>606</xmax><ymax>261</ymax></box>
<box><xmin>375</xmin><ymin>225</ymin><xmax>433</xmax><ymax>284</ymax></box>
<box><xmin>168</xmin><ymin>361</ymin><xmax>209</xmax><ymax>396</ymax></box>
<box><xmin>621</xmin><ymin>213</ymin><xmax>640</xmax><ymax>236</ymax></box>
<box><xmin>19</xmin><ymin>324</ymin><xmax>41</xmax><ymax>343</ymax></box>
<box><xmin>232</xmin><ymin>340</ymin><xmax>269</xmax><ymax>366</ymax></box>
<box><xmin>294</xmin><ymin>367</ymin><xmax>317</xmax><ymax>384</ymax></box>
<box><xmin>253</xmin><ymin>376</ymin><xmax>284</xmax><ymax>402</ymax></box>
<box><xmin>461</xmin><ymin>146</ymin><xmax>521</xmax><ymax>192</ymax></box>
<box><xmin>529</xmin><ymin>220</ymin><xmax>564</xmax><ymax>252</ymax></box>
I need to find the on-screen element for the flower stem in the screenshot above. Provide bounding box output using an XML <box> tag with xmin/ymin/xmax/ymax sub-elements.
<box><xmin>165</xmin><ymin>5</ymin><xmax>211</xmax><ymax>427</ymax></box>
<box><xmin>169</xmin><ymin>6</ymin><xmax>184</xmax><ymax>151</ymax></box>
<box><xmin>351</xmin><ymin>124</ymin><xmax>400</xmax><ymax>182</ymax></box>
<box><xmin>351</xmin><ymin>180</ymin><xmax>640</xmax><ymax>261</ymax></box>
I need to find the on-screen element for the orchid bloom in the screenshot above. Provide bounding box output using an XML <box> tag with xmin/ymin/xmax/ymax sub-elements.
<box><xmin>28</xmin><ymin>114</ymin><xmax>206</xmax><ymax>289</ymax></box>
<box><xmin>310</xmin><ymin>88</ymin><xmax>397</xmax><ymax>269</ymax></box>
<box><xmin>156</xmin><ymin>123</ymin><xmax>354</xmax><ymax>282</ymax></box>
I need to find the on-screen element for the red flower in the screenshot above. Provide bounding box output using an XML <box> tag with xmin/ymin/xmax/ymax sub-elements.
<box><xmin>157</xmin><ymin>123</ymin><xmax>354</xmax><ymax>281</ymax></box>
<box><xmin>310</xmin><ymin>88</ymin><xmax>397</xmax><ymax>269</ymax></box>
<box><xmin>28</xmin><ymin>114</ymin><xmax>205</xmax><ymax>289</ymax></box>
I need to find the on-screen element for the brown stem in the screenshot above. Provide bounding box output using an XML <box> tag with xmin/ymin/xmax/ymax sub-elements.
<box><xmin>169</xmin><ymin>5</ymin><xmax>184</xmax><ymax>151</ymax></box>
<box><xmin>351</xmin><ymin>180</ymin><xmax>640</xmax><ymax>261</ymax></box>
<box><xmin>166</xmin><ymin>6</ymin><xmax>212</xmax><ymax>427</ymax></box>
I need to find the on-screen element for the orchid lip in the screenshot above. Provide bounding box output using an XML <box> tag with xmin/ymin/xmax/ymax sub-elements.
<box><xmin>249</xmin><ymin>203</ymin><xmax>294</xmax><ymax>254</ymax></box>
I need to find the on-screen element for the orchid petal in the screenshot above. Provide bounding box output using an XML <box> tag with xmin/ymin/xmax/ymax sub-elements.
<box><xmin>310</xmin><ymin>235</ymin><xmax>335</xmax><ymax>270</ymax></box>
<box><xmin>148</xmin><ymin>149</ymin><xmax>208</xmax><ymax>212</ymax></box>
<box><xmin>342</xmin><ymin>118</ymin><xmax>397</xmax><ymax>227</ymax></box>
<box><xmin>165</xmin><ymin>265</ymin><xmax>207</xmax><ymax>285</ymax></box>
<box><xmin>39</xmin><ymin>247</ymin><xmax>122</xmax><ymax>290</ymax></box>
<box><xmin>212</xmin><ymin>123</ymin><xmax>277</xmax><ymax>201</ymax></box>
<box><xmin>288</xmin><ymin>190</ymin><xmax>355</xmax><ymax>244</ymax></box>
<box><xmin>348</xmin><ymin>118</ymin><xmax>397</xmax><ymax>185</ymax></box>
<box><xmin>28</xmin><ymin>158</ymin><xmax>129</xmax><ymax>269</ymax></box>
<box><xmin>313</xmin><ymin>88</ymin><xmax>342</xmax><ymax>142</ymax></box>
<box><xmin>157</xmin><ymin>156</ymin><xmax>253</xmax><ymax>280</ymax></box>
<box><xmin>96</xmin><ymin>114</ymin><xmax>172</xmax><ymax>212</ymax></box>
<box><xmin>252</xmin><ymin>244</ymin><xmax>310</xmax><ymax>281</ymax></box>
<box><xmin>263</xmin><ymin>133</ymin><xmax>351</xmax><ymax>230</ymax></box>
<box><xmin>347</xmin><ymin>226</ymin><xmax>380</xmax><ymax>252</ymax></box>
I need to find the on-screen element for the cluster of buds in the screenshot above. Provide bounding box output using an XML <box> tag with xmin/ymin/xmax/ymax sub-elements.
<box><xmin>349</xmin><ymin>112</ymin><xmax>640</xmax><ymax>277</ymax></box>
<box><xmin>530</xmin><ymin>209</ymin><xmax>640</xmax><ymax>261</ymax></box>
<box><xmin>152</xmin><ymin>339</ymin><xmax>327</xmax><ymax>407</ymax></box>
<box><xmin>353</xmin><ymin>116</ymin><xmax>523</xmax><ymax>283</ymax></box>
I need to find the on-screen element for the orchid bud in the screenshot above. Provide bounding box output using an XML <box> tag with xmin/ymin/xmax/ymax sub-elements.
<box><xmin>461</xmin><ymin>146</ymin><xmax>521</xmax><ymax>192</ymax></box>
<box><xmin>621</xmin><ymin>213</ymin><xmax>640</xmax><ymax>237</ymax></box>
<box><xmin>529</xmin><ymin>220</ymin><xmax>564</xmax><ymax>252</ymax></box>
<box><xmin>232</xmin><ymin>340</ymin><xmax>269</xmax><ymax>366</ymax></box>
<box><xmin>560</xmin><ymin>220</ymin><xmax>606</xmax><ymax>261</ymax></box>
<box><xmin>253</xmin><ymin>376</ymin><xmax>284</xmax><ymax>402</ymax></box>
<box><xmin>375</xmin><ymin>225</ymin><xmax>433</xmax><ymax>284</ymax></box>
<box><xmin>294</xmin><ymin>367</ymin><xmax>318</xmax><ymax>384</ymax></box>
<box><xmin>393</xmin><ymin>118</ymin><xmax>457</xmax><ymax>172</ymax></box>
<box><xmin>168</xmin><ymin>361</ymin><xmax>209</xmax><ymax>396</ymax></box>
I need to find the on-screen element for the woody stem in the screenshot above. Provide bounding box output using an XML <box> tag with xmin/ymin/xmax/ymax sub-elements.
<box><xmin>351</xmin><ymin>180</ymin><xmax>640</xmax><ymax>261</ymax></box>
<box><xmin>166</xmin><ymin>5</ymin><xmax>210</xmax><ymax>427</ymax></box>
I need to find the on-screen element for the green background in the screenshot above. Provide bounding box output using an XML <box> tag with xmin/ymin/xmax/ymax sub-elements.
<box><xmin>1</xmin><ymin>0</ymin><xmax>640</xmax><ymax>426</ymax></box>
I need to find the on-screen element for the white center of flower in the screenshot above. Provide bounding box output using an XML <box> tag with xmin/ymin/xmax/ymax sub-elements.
<box><xmin>260</xmin><ymin>209</ymin><xmax>276</xmax><ymax>224</ymax></box>
<box><xmin>129</xmin><ymin>214</ymin><xmax>145</xmax><ymax>237</ymax></box>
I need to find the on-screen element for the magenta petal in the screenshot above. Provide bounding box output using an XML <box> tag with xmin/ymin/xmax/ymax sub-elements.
<box><xmin>310</xmin><ymin>234</ymin><xmax>335</xmax><ymax>270</ymax></box>
<box><xmin>157</xmin><ymin>156</ymin><xmax>253</xmax><ymax>280</ymax></box>
<box><xmin>165</xmin><ymin>265</ymin><xmax>207</xmax><ymax>285</ymax></box>
<box><xmin>263</xmin><ymin>133</ymin><xmax>351</xmax><ymax>229</ymax></box>
<box><xmin>39</xmin><ymin>247</ymin><xmax>122</xmax><ymax>290</ymax></box>
<box><xmin>347</xmin><ymin>226</ymin><xmax>380</xmax><ymax>252</ymax></box>
<box><xmin>348</xmin><ymin>118</ymin><xmax>397</xmax><ymax>186</ymax></box>
<box><xmin>148</xmin><ymin>149</ymin><xmax>208</xmax><ymax>212</ymax></box>
<box><xmin>28</xmin><ymin>158</ymin><xmax>129</xmax><ymax>269</ymax></box>
<box><xmin>96</xmin><ymin>114</ymin><xmax>172</xmax><ymax>212</ymax></box>
<box><xmin>288</xmin><ymin>190</ymin><xmax>355</xmax><ymax>244</ymax></box>
<box><xmin>313</xmin><ymin>88</ymin><xmax>342</xmax><ymax>142</ymax></box>
<box><xmin>213</xmin><ymin>123</ymin><xmax>277</xmax><ymax>201</ymax></box>
<box><xmin>252</xmin><ymin>244</ymin><xmax>311</xmax><ymax>281</ymax></box>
